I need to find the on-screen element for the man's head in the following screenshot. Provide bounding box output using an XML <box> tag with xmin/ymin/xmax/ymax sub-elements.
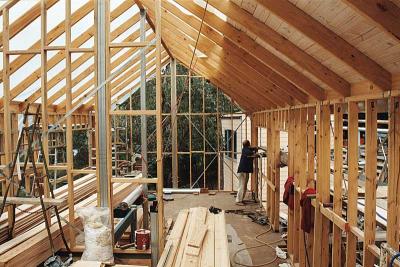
<box><xmin>243</xmin><ymin>140</ymin><xmax>250</xmax><ymax>147</ymax></box>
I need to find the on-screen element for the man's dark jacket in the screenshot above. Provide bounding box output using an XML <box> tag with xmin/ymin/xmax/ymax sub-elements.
<box><xmin>237</xmin><ymin>147</ymin><xmax>256</xmax><ymax>173</ymax></box>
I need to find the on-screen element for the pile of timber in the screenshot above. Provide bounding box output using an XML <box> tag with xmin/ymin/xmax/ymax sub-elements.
<box><xmin>0</xmin><ymin>174</ymin><xmax>97</xmax><ymax>243</ymax></box>
<box><xmin>157</xmin><ymin>207</ymin><xmax>230</xmax><ymax>267</ymax></box>
<box><xmin>0</xmin><ymin>175</ymin><xmax>139</xmax><ymax>267</ymax></box>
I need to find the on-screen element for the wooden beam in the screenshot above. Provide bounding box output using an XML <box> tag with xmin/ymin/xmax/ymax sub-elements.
<box><xmin>174</xmin><ymin>0</ymin><xmax>325</xmax><ymax>101</ymax></box>
<box><xmin>343</xmin><ymin>0</ymin><xmax>400</xmax><ymax>42</ymax></box>
<box><xmin>157</xmin><ymin>0</ymin><xmax>308</xmax><ymax>104</ymax></box>
<box><xmin>362</xmin><ymin>99</ymin><xmax>377</xmax><ymax>266</ymax></box>
<box><xmin>65</xmin><ymin>0</ymin><xmax>75</xmax><ymax>247</ymax></box>
<box><xmin>0</xmin><ymin>1</ymin><xmax>95</xmax><ymax>106</ymax></box>
<box><xmin>256</xmin><ymin>0</ymin><xmax>392</xmax><ymax>91</ymax></box>
<box><xmin>206</xmin><ymin>0</ymin><xmax>350</xmax><ymax>96</ymax></box>
<box><xmin>157</xmin><ymin>16</ymin><xmax>289</xmax><ymax>107</ymax></box>
<box><xmin>345</xmin><ymin>101</ymin><xmax>359</xmax><ymax>267</ymax></box>
<box><xmin>155</xmin><ymin>0</ymin><xmax>165</xmax><ymax>255</ymax></box>
<box><xmin>163</xmin><ymin>36</ymin><xmax>267</xmax><ymax>111</ymax></box>
<box><xmin>5</xmin><ymin>197</ymin><xmax>66</xmax><ymax>207</ymax></box>
<box><xmin>332</xmin><ymin>103</ymin><xmax>343</xmax><ymax>267</ymax></box>
<box><xmin>387</xmin><ymin>97</ymin><xmax>400</xmax><ymax>249</ymax></box>
<box><xmin>313</xmin><ymin>103</ymin><xmax>330</xmax><ymax>266</ymax></box>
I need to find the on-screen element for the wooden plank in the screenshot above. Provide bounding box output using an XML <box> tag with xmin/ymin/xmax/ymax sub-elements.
<box><xmin>332</xmin><ymin>103</ymin><xmax>343</xmax><ymax>267</ymax></box>
<box><xmin>174</xmin><ymin>0</ymin><xmax>326</xmax><ymax>101</ymax></box>
<box><xmin>343</xmin><ymin>0</ymin><xmax>400</xmax><ymax>42</ymax></box>
<box><xmin>387</xmin><ymin>97</ymin><xmax>400</xmax><ymax>249</ymax></box>
<box><xmin>5</xmin><ymin>197</ymin><xmax>66</xmax><ymax>207</ymax></box>
<box><xmin>214</xmin><ymin>211</ymin><xmax>230</xmax><ymax>267</ymax></box>
<box><xmin>362</xmin><ymin>99</ymin><xmax>377</xmax><ymax>266</ymax></box>
<box><xmin>187</xmin><ymin>224</ymin><xmax>207</xmax><ymax>248</ymax></box>
<box><xmin>157</xmin><ymin>0</ymin><xmax>308</xmax><ymax>104</ymax></box>
<box><xmin>293</xmin><ymin>109</ymin><xmax>300</xmax><ymax>263</ymax></box>
<box><xmin>2</xmin><ymin>6</ymin><xmax>14</xmax><ymax>236</ymax></box>
<box><xmin>111</xmin><ymin>178</ymin><xmax>158</xmax><ymax>184</ymax></box>
<box><xmin>155</xmin><ymin>0</ymin><xmax>165</xmax><ymax>254</ymax></box>
<box><xmin>313</xmin><ymin>103</ymin><xmax>331</xmax><ymax>266</ymax></box>
<box><xmin>207</xmin><ymin>0</ymin><xmax>350</xmax><ymax>96</ymax></box>
<box><xmin>257</xmin><ymin>0</ymin><xmax>392</xmax><ymax>91</ymax></box>
<box><xmin>199</xmin><ymin>211</ymin><xmax>215</xmax><ymax>267</ymax></box>
<box><xmin>163</xmin><ymin>210</ymin><xmax>189</xmax><ymax>267</ymax></box>
<box><xmin>65</xmin><ymin>0</ymin><xmax>75</xmax><ymax>248</ymax></box>
<box><xmin>298</xmin><ymin>108</ymin><xmax>307</xmax><ymax>267</ymax></box>
<box><xmin>345</xmin><ymin>101</ymin><xmax>359</xmax><ymax>267</ymax></box>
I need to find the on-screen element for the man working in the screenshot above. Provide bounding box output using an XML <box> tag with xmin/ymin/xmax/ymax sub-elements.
<box><xmin>236</xmin><ymin>140</ymin><xmax>258</xmax><ymax>204</ymax></box>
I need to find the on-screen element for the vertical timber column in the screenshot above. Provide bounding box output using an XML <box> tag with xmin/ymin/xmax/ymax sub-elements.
<box><xmin>298</xmin><ymin>108</ymin><xmax>307</xmax><ymax>267</ymax></box>
<box><xmin>345</xmin><ymin>101</ymin><xmax>359</xmax><ymax>267</ymax></box>
<box><xmin>387</xmin><ymin>97</ymin><xmax>400</xmax><ymax>251</ymax></box>
<box><xmin>40</xmin><ymin>0</ymin><xmax>49</xmax><ymax>197</ymax></box>
<box><xmin>251</xmin><ymin>116</ymin><xmax>258</xmax><ymax>192</ymax></box>
<box><xmin>306</xmin><ymin>107</ymin><xmax>315</xmax><ymax>263</ymax></box>
<box><xmin>65</xmin><ymin>0</ymin><xmax>75</xmax><ymax>247</ymax></box>
<box><xmin>155</xmin><ymin>0</ymin><xmax>165</xmax><ymax>255</ymax></box>
<box><xmin>171</xmin><ymin>59</ymin><xmax>178</xmax><ymax>188</ymax></box>
<box><xmin>363</xmin><ymin>99</ymin><xmax>377</xmax><ymax>266</ymax></box>
<box><xmin>332</xmin><ymin>103</ymin><xmax>343</xmax><ymax>267</ymax></box>
<box><xmin>287</xmin><ymin>109</ymin><xmax>295</xmax><ymax>256</ymax></box>
<box><xmin>272</xmin><ymin>111</ymin><xmax>280</xmax><ymax>231</ymax></box>
<box><xmin>65</xmin><ymin>0</ymin><xmax>76</xmax><ymax>247</ymax></box>
<box><xmin>140</xmin><ymin>8</ymin><xmax>148</xmax><ymax>179</ymax></box>
<box><xmin>266</xmin><ymin>113</ymin><xmax>272</xmax><ymax>220</ymax></box>
<box><xmin>313</xmin><ymin>103</ymin><xmax>330</xmax><ymax>266</ymax></box>
<box><xmin>293</xmin><ymin>109</ymin><xmax>300</xmax><ymax>263</ymax></box>
<box><xmin>2</xmin><ymin>7</ymin><xmax>14</xmax><ymax>231</ymax></box>
<box><xmin>95</xmin><ymin>0</ymin><xmax>111</xmax><ymax>207</ymax></box>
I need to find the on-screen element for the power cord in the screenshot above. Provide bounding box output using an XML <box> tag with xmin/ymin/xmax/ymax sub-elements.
<box><xmin>233</xmin><ymin>223</ymin><xmax>284</xmax><ymax>266</ymax></box>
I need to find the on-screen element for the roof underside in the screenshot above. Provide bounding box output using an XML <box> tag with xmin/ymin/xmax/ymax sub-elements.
<box><xmin>0</xmin><ymin>0</ymin><xmax>400</xmax><ymax>113</ymax></box>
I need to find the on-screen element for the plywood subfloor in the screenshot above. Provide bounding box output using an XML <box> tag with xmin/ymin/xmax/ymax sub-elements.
<box><xmin>164</xmin><ymin>192</ymin><xmax>288</xmax><ymax>267</ymax></box>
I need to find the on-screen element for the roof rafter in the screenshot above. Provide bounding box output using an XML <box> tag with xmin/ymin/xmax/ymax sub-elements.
<box><xmin>26</xmin><ymin>18</ymin><xmax>150</xmax><ymax>107</ymax></box>
<box><xmin>206</xmin><ymin>0</ymin><xmax>351</xmax><ymax>96</ymax></box>
<box><xmin>149</xmin><ymin>5</ymin><xmax>291</xmax><ymax>107</ymax></box>
<box><xmin>162</xmin><ymin>33</ymin><xmax>272</xmax><ymax>110</ymax></box>
<box><xmin>256</xmin><ymin>0</ymin><xmax>392</xmax><ymax>90</ymax></box>
<box><xmin>174</xmin><ymin>0</ymin><xmax>326</xmax><ymax>101</ymax></box>
<box><xmin>158</xmin><ymin>0</ymin><xmax>308</xmax><ymax>104</ymax></box>
<box><xmin>1</xmin><ymin>1</ymin><xmax>133</xmax><ymax>108</ymax></box>
<box><xmin>342</xmin><ymin>0</ymin><xmax>400</xmax><ymax>43</ymax></box>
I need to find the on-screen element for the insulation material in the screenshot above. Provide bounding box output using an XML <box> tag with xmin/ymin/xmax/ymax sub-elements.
<box><xmin>77</xmin><ymin>207</ymin><xmax>114</xmax><ymax>263</ymax></box>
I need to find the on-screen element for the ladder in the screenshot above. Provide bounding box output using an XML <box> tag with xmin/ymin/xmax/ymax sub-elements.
<box><xmin>0</xmin><ymin>104</ymin><xmax>71</xmax><ymax>260</ymax></box>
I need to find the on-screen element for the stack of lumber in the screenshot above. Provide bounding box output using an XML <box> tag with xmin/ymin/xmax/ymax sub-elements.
<box><xmin>0</xmin><ymin>174</ymin><xmax>97</xmax><ymax>243</ymax></box>
<box><xmin>157</xmin><ymin>207</ymin><xmax>230</xmax><ymax>267</ymax></box>
<box><xmin>0</xmin><ymin>177</ymin><xmax>139</xmax><ymax>267</ymax></box>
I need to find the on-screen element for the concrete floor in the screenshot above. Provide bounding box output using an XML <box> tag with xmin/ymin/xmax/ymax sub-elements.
<box><xmin>164</xmin><ymin>192</ymin><xmax>289</xmax><ymax>267</ymax></box>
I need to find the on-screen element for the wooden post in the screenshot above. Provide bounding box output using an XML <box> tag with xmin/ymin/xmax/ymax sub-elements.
<box><xmin>332</xmin><ymin>103</ymin><xmax>343</xmax><ymax>267</ymax></box>
<box><xmin>65</xmin><ymin>0</ymin><xmax>75</xmax><ymax>247</ymax></box>
<box><xmin>362</xmin><ymin>99</ymin><xmax>377</xmax><ymax>266</ymax></box>
<box><xmin>171</xmin><ymin>59</ymin><xmax>178</xmax><ymax>188</ymax></box>
<box><xmin>287</xmin><ymin>109</ymin><xmax>295</xmax><ymax>256</ymax></box>
<box><xmin>387</xmin><ymin>97</ymin><xmax>400</xmax><ymax>251</ymax></box>
<box><xmin>272</xmin><ymin>111</ymin><xmax>280</xmax><ymax>231</ymax></box>
<box><xmin>313</xmin><ymin>103</ymin><xmax>330</xmax><ymax>266</ymax></box>
<box><xmin>345</xmin><ymin>101</ymin><xmax>359</xmax><ymax>267</ymax></box>
<box><xmin>2</xmin><ymin>7</ymin><xmax>14</xmax><ymax>233</ymax></box>
<box><xmin>293</xmin><ymin>109</ymin><xmax>300</xmax><ymax>263</ymax></box>
<box><xmin>155</xmin><ymin>0</ymin><xmax>165</xmax><ymax>254</ymax></box>
<box><xmin>40</xmin><ymin>0</ymin><xmax>51</xmax><ymax>225</ymax></box>
<box><xmin>298</xmin><ymin>108</ymin><xmax>307</xmax><ymax>266</ymax></box>
<box><xmin>306</xmin><ymin>106</ymin><xmax>315</xmax><ymax>264</ymax></box>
